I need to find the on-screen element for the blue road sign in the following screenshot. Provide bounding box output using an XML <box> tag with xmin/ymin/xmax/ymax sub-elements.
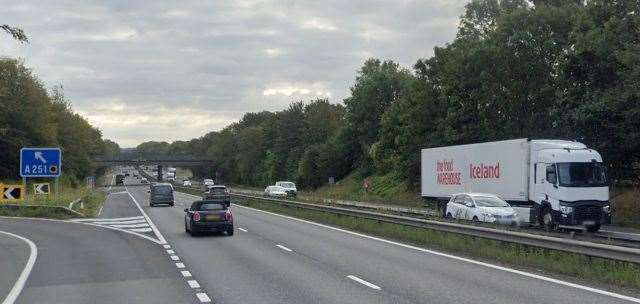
<box><xmin>20</xmin><ymin>148</ymin><xmax>62</xmax><ymax>177</ymax></box>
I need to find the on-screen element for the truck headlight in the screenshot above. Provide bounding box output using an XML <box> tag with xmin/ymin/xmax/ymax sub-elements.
<box><xmin>559</xmin><ymin>205</ymin><xmax>573</xmax><ymax>214</ymax></box>
<box><xmin>603</xmin><ymin>205</ymin><xmax>611</xmax><ymax>214</ymax></box>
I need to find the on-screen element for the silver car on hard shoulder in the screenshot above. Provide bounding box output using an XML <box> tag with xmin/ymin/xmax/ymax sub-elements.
<box><xmin>445</xmin><ymin>193</ymin><xmax>520</xmax><ymax>226</ymax></box>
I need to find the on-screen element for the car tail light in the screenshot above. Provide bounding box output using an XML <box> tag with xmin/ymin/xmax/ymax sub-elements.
<box><xmin>224</xmin><ymin>211</ymin><xmax>233</xmax><ymax>221</ymax></box>
<box><xmin>193</xmin><ymin>212</ymin><xmax>201</xmax><ymax>222</ymax></box>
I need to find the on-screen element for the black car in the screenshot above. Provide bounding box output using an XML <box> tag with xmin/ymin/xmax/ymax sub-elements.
<box><xmin>202</xmin><ymin>185</ymin><xmax>231</xmax><ymax>207</ymax></box>
<box><xmin>149</xmin><ymin>183</ymin><xmax>174</xmax><ymax>207</ymax></box>
<box><xmin>115</xmin><ymin>174</ymin><xmax>125</xmax><ymax>185</ymax></box>
<box><xmin>184</xmin><ymin>200</ymin><xmax>234</xmax><ymax>236</ymax></box>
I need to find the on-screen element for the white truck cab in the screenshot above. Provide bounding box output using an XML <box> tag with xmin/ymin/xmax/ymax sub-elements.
<box><xmin>529</xmin><ymin>140</ymin><xmax>609</xmax><ymax>231</ymax></box>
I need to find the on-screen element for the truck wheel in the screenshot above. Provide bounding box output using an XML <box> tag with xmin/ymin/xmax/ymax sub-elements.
<box><xmin>541</xmin><ymin>207</ymin><xmax>556</xmax><ymax>232</ymax></box>
<box><xmin>586</xmin><ymin>224</ymin><xmax>601</xmax><ymax>233</ymax></box>
<box><xmin>227</xmin><ymin>229</ymin><xmax>234</xmax><ymax>236</ymax></box>
<box><xmin>446</xmin><ymin>213</ymin><xmax>453</xmax><ymax>219</ymax></box>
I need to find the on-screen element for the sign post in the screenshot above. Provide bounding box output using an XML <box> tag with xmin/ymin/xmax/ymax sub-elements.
<box><xmin>20</xmin><ymin>147</ymin><xmax>62</xmax><ymax>198</ymax></box>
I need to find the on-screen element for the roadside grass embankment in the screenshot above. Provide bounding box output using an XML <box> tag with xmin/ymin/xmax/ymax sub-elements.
<box><xmin>0</xmin><ymin>180</ymin><xmax>106</xmax><ymax>219</ymax></box>
<box><xmin>231</xmin><ymin>195</ymin><xmax>640</xmax><ymax>290</ymax></box>
<box><xmin>611</xmin><ymin>185</ymin><xmax>640</xmax><ymax>229</ymax></box>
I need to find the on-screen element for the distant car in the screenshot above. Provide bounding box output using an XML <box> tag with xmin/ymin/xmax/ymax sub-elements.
<box><xmin>184</xmin><ymin>200</ymin><xmax>234</xmax><ymax>236</ymax></box>
<box><xmin>202</xmin><ymin>185</ymin><xmax>230</xmax><ymax>207</ymax></box>
<box><xmin>264</xmin><ymin>186</ymin><xmax>287</xmax><ymax>198</ymax></box>
<box><xmin>115</xmin><ymin>174</ymin><xmax>125</xmax><ymax>185</ymax></box>
<box><xmin>203</xmin><ymin>179</ymin><xmax>215</xmax><ymax>187</ymax></box>
<box><xmin>140</xmin><ymin>177</ymin><xmax>148</xmax><ymax>184</ymax></box>
<box><xmin>183</xmin><ymin>180</ymin><xmax>192</xmax><ymax>186</ymax></box>
<box><xmin>149</xmin><ymin>183</ymin><xmax>175</xmax><ymax>207</ymax></box>
<box><xmin>445</xmin><ymin>193</ymin><xmax>518</xmax><ymax>225</ymax></box>
<box><xmin>275</xmin><ymin>181</ymin><xmax>297</xmax><ymax>197</ymax></box>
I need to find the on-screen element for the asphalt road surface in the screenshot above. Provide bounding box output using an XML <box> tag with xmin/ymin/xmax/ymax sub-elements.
<box><xmin>2</xmin><ymin>175</ymin><xmax>639</xmax><ymax>304</ymax></box>
<box><xmin>123</xmin><ymin>176</ymin><xmax>640</xmax><ymax>304</ymax></box>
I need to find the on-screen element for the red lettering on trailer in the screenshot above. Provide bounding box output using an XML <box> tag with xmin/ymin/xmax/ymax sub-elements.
<box><xmin>469</xmin><ymin>163</ymin><xmax>500</xmax><ymax>179</ymax></box>
<box><xmin>436</xmin><ymin>159</ymin><xmax>461</xmax><ymax>185</ymax></box>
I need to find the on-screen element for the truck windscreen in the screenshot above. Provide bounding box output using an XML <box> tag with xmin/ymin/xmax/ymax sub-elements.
<box><xmin>557</xmin><ymin>162</ymin><xmax>607</xmax><ymax>187</ymax></box>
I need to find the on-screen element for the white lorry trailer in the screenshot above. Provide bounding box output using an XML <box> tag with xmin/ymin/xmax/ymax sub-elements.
<box><xmin>421</xmin><ymin>139</ymin><xmax>610</xmax><ymax>232</ymax></box>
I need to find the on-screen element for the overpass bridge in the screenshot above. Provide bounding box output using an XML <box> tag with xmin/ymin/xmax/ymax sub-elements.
<box><xmin>91</xmin><ymin>154</ymin><xmax>216</xmax><ymax>181</ymax></box>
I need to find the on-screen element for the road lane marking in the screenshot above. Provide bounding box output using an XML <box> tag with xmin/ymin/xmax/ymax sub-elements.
<box><xmin>124</xmin><ymin>184</ymin><xmax>168</xmax><ymax>244</ymax></box>
<box><xmin>233</xmin><ymin>204</ymin><xmax>640</xmax><ymax>303</ymax></box>
<box><xmin>181</xmin><ymin>270</ymin><xmax>192</xmax><ymax>277</ymax></box>
<box><xmin>108</xmin><ymin>223</ymin><xmax>150</xmax><ymax>228</ymax></box>
<box><xmin>167</xmin><ymin>249</ymin><xmax>175</xmax><ymax>254</ymax></box>
<box><xmin>347</xmin><ymin>275</ymin><xmax>381</xmax><ymax>290</ymax></box>
<box><xmin>176</xmin><ymin>262</ymin><xmax>185</xmax><ymax>268</ymax></box>
<box><xmin>72</xmin><ymin>216</ymin><xmax>145</xmax><ymax>222</ymax></box>
<box><xmin>91</xmin><ymin>219</ymin><xmax>148</xmax><ymax>225</ymax></box>
<box><xmin>129</xmin><ymin>227</ymin><xmax>153</xmax><ymax>233</ymax></box>
<box><xmin>170</xmin><ymin>255</ymin><xmax>180</xmax><ymax>261</ymax></box>
<box><xmin>238</xmin><ymin>227</ymin><xmax>248</xmax><ymax>232</ymax></box>
<box><xmin>196</xmin><ymin>292</ymin><xmax>212</xmax><ymax>303</ymax></box>
<box><xmin>0</xmin><ymin>231</ymin><xmax>37</xmax><ymax>304</ymax></box>
<box><xmin>187</xmin><ymin>280</ymin><xmax>201</xmax><ymax>288</ymax></box>
<box><xmin>163</xmin><ymin>244</ymin><xmax>171</xmax><ymax>249</ymax></box>
<box><xmin>276</xmin><ymin>244</ymin><xmax>293</xmax><ymax>252</ymax></box>
<box><xmin>97</xmin><ymin>205</ymin><xmax>104</xmax><ymax>217</ymax></box>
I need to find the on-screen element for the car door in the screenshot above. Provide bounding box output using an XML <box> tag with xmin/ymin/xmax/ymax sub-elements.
<box><xmin>462</xmin><ymin>195</ymin><xmax>476</xmax><ymax>220</ymax></box>
<box><xmin>452</xmin><ymin>195</ymin><xmax>465</xmax><ymax>219</ymax></box>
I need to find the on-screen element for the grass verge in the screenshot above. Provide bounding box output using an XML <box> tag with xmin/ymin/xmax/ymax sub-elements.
<box><xmin>0</xmin><ymin>185</ymin><xmax>106</xmax><ymax>219</ymax></box>
<box><xmin>233</xmin><ymin>196</ymin><xmax>640</xmax><ymax>289</ymax></box>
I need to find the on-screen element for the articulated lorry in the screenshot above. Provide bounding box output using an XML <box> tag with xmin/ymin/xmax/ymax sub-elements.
<box><xmin>421</xmin><ymin>139</ymin><xmax>610</xmax><ymax>232</ymax></box>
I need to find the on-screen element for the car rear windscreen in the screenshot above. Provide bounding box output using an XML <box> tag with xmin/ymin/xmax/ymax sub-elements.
<box><xmin>153</xmin><ymin>186</ymin><xmax>172</xmax><ymax>195</ymax></box>
<box><xmin>199</xmin><ymin>203</ymin><xmax>226</xmax><ymax>211</ymax></box>
<box><xmin>209</xmin><ymin>187</ymin><xmax>226</xmax><ymax>194</ymax></box>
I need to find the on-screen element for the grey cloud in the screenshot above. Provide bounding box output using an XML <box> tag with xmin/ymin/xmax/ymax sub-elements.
<box><xmin>0</xmin><ymin>0</ymin><xmax>467</xmax><ymax>147</ymax></box>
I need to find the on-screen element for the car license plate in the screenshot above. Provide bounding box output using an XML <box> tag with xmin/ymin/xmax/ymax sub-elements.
<box><xmin>582</xmin><ymin>220</ymin><xmax>595</xmax><ymax>226</ymax></box>
<box><xmin>206</xmin><ymin>215</ymin><xmax>222</xmax><ymax>221</ymax></box>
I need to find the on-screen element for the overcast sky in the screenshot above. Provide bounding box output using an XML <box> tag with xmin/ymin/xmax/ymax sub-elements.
<box><xmin>1</xmin><ymin>0</ymin><xmax>467</xmax><ymax>147</ymax></box>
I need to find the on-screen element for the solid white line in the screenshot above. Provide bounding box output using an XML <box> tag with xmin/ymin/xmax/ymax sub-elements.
<box><xmin>175</xmin><ymin>262</ymin><xmax>185</xmax><ymax>269</ymax></box>
<box><xmin>276</xmin><ymin>244</ymin><xmax>293</xmax><ymax>252</ymax></box>
<box><xmin>166</xmin><ymin>249</ymin><xmax>175</xmax><ymax>254</ymax></box>
<box><xmin>92</xmin><ymin>219</ymin><xmax>148</xmax><ymax>225</ymax></box>
<box><xmin>233</xmin><ymin>204</ymin><xmax>640</xmax><ymax>303</ymax></box>
<box><xmin>71</xmin><ymin>216</ymin><xmax>144</xmax><ymax>222</ymax></box>
<box><xmin>347</xmin><ymin>275</ymin><xmax>381</xmax><ymax>290</ymax></box>
<box><xmin>0</xmin><ymin>231</ymin><xmax>38</xmax><ymax>304</ymax></box>
<box><xmin>238</xmin><ymin>227</ymin><xmax>248</xmax><ymax>232</ymax></box>
<box><xmin>108</xmin><ymin>223</ymin><xmax>150</xmax><ymax>228</ymax></box>
<box><xmin>180</xmin><ymin>270</ymin><xmax>192</xmax><ymax>277</ymax></box>
<box><xmin>129</xmin><ymin>228</ymin><xmax>153</xmax><ymax>233</ymax></box>
<box><xmin>187</xmin><ymin>280</ymin><xmax>200</xmax><ymax>288</ymax></box>
<box><xmin>170</xmin><ymin>255</ymin><xmax>180</xmax><ymax>261</ymax></box>
<box><xmin>163</xmin><ymin>244</ymin><xmax>171</xmax><ymax>249</ymax></box>
<box><xmin>97</xmin><ymin>205</ymin><xmax>104</xmax><ymax>217</ymax></box>
<box><xmin>124</xmin><ymin>185</ymin><xmax>167</xmax><ymax>244</ymax></box>
<box><xmin>196</xmin><ymin>292</ymin><xmax>211</xmax><ymax>303</ymax></box>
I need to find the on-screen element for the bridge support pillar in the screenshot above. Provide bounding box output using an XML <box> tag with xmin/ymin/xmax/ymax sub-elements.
<box><xmin>157</xmin><ymin>165</ymin><xmax>163</xmax><ymax>181</ymax></box>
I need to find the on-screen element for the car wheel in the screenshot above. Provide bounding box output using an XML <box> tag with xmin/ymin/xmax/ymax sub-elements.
<box><xmin>586</xmin><ymin>224</ymin><xmax>601</xmax><ymax>233</ymax></box>
<box><xmin>445</xmin><ymin>212</ymin><xmax>453</xmax><ymax>219</ymax></box>
<box><xmin>541</xmin><ymin>207</ymin><xmax>557</xmax><ymax>232</ymax></box>
<box><xmin>170</xmin><ymin>203</ymin><xmax>174</xmax><ymax>207</ymax></box>
<box><xmin>227</xmin><ymin>229</ymin><xmax>234</xmax><ymax>236</ymax></box>
<box><xmin>185</xmin><ymin>224</ymin><xmax>189</xmax><ymax>233</ymax></box>
<box><xmin>472</xmin><ymin>216</ymin><xmax>479</xmax><ymax>223</ymax></box>
<box><xmin>150</xmin><ymin>203</ymin><xmax>154</xmax><ymax>207</ymax></box>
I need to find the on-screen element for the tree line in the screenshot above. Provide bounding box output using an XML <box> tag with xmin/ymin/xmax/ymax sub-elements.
<box><xmin>0</xmin><ymin>58</ymin><xmax>119</xmax><ymax>185</ymax></box>
<box><xmin>144</xmin><ymin>0</ymin><xmax>639</xmax><ymax>189</ymax></box>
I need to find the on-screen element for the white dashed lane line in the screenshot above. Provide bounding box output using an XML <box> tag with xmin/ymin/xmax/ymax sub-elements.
<box><xmin>163</xmin><ymin>244</ymin><xmax>171</xmax><ymax>249</ymax></box>
<box><xmin>196</xmin><ymin>292</ymin><xmax>212</xmax><ymax>303</ymax></box>
<box><xmin>181</xmin><ymin>270</ymin><xmax>192</xmax><ymax>277</ymax></box>
<box><xmin>276</xmin><ymin>244</ymin><xmax>293</xmax><ymax>252</ymax></box>
<box><xmin>187</xmin><ymin>280</ymin><xmax>201</xmax><ymax>288</ymax></box>
<box><xmin>238</xmin><ymin>227</ymin><xmax>248</xmax><ymax>232</ymax></box>
<box><xmin>167</xmin><ymin>249</ymin><xmax>175</xmax><ymax>254</ymax></box>
<box><xmin>347</xmin><ymin>275</ymin><xmax>381</xmax><ymax>290</ymax></box>
<box><xmin>170</xmin><ymin>255</ymin><xmax>180</xmax><ymax>261</ymax></box>
<box><xmin>176</xmin><ymin>262</ymin><xmax>185</xmax><ymax>269</ymax></box>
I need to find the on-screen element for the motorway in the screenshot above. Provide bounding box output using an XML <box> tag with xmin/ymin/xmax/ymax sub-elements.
<box><xmin>1</xmin><ymin>175</ymin><xmax>640</xmax><ymax>303</ymax></box>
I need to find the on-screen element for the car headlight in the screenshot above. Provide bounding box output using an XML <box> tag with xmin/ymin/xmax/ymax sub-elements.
<box><xmin>559</xmin><ymin>205</ymin><xmax>573</xmax><ymax>214</ymax></box>
<box><xmin>603</xmin><ymin>205</ymin><xmax>611</xmax><ymax>214</ymax></box>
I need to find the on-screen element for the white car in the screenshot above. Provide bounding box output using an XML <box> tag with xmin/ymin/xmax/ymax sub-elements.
<box><xmin>264</xmin><ymin>186</ymin><xmax>288</xmax><ymax>198</ymax></box>
<box><xmin>140</xmin><ymin>177</ymin><xmax>149</xmax><ymax>184</ymax></box>
<box><xmin>275</xmin><ymin>181</ymin><xmax>297</xmax><ymax>197</ymax></box>
<box><xmin>445</xmin><ymin>193</ymin><xmax>519</xmax><ymax>225</ymax></box>
<box><xmin>203</xmin><ymin>179</ymin><xmax>215</xmax><ymax>187</ymax></box>
<box><xmin>183</xmin><ymin>180</ymin><xmax>192</xmax><ymax>186</ymax></box>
